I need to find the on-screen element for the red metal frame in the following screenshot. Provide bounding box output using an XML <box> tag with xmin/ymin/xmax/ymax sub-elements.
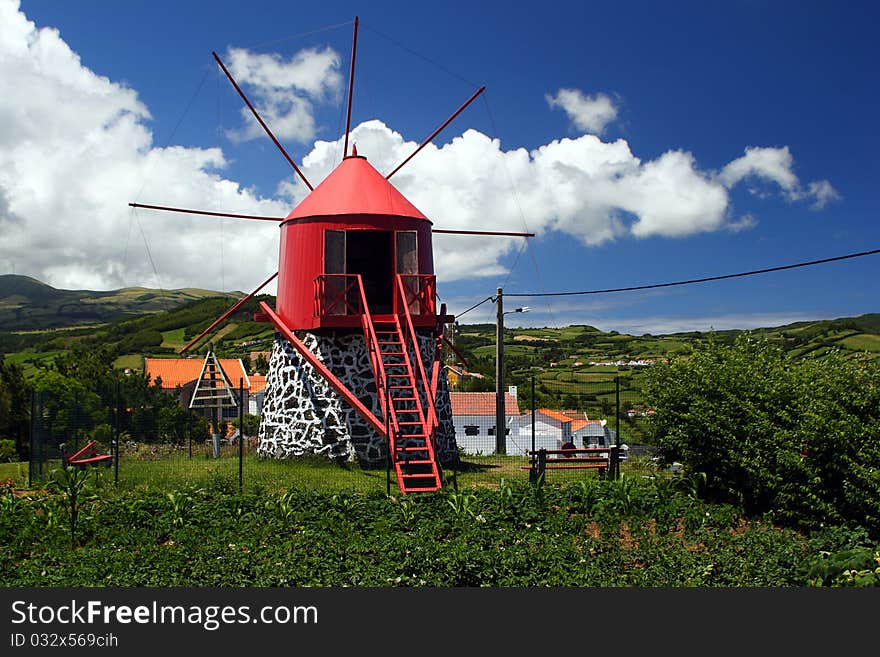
<box><xmin>313</xmin><ymin>273</ymin><xmax>438</xmax><ymax>323</ymax></box>
<box><xmin>63</xmin><ymin>439</ymin><xmax>112</xmax><ymax>469</ymax></box>
<box><xmin>394</xmin><ymin>275</ymin><xmax>439</xmax><ymax>435</ymax></box>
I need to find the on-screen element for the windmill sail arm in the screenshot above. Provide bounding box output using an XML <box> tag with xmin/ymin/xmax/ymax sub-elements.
<box><xmin>431</xmin><ymin>228</ymin><xmax>534</xmax><ymax>237</ymax></box>
<box><xmin>179</xmin><ymin>272</ymin><xmax>279</xmax><ymax>355</ymax></box>
<box><xmin>129</xmin><ymin>203</ymin><xmax>284</xmax><ymax>222</ymax></box>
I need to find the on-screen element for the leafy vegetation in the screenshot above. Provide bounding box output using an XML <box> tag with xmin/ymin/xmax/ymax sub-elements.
<box><xmin>644</xmin><ymin>334</ymin><xmax>880</xmax><ymax>536</ymax></box>
<box><xmin>2</xmin><ymin>474</ymin><xmax>876</xmax><ymax>587</ymax></box>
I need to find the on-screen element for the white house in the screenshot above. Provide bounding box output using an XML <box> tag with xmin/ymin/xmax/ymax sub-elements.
<box><xmin>449</xmin><ymin>390</ymin><xmax>520</xmax><ymax>455</ymax></box>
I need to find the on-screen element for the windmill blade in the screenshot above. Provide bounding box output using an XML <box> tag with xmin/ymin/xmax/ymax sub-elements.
<box><xmin>212</xmin><ymin>50</ymin><xmax>314</xmax><ymax>191</ymax></box>
<box><xmin>180</xmin><ymin>271</ymin><xmax>279</xmax><ymax>355</ymax></box>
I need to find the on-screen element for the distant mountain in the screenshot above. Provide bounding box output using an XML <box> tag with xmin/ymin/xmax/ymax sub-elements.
<box><xmin>0</xmin><ymin>274</ymin><xmax>241</xmax><ymax>331</ymax></box>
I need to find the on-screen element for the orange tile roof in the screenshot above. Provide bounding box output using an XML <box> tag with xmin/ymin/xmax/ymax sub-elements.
<box><xmin>449</xmin><ymin>392</ymin><xmax>519</xmax><ymax>416</ymax></box>
<box><xmin>571</xmin><ymin>419</ymin><xmax>604</xmax><ymax>432</ymax></box>
<box><xmin>248</xmin><ymin>374</ymin><xmax>267</xmax><ymax>394</ymax></box>
<box><xmin>537</xmin><ymin>408</ymin><xmax>573</xmax><ymax>424</ymax></box>
<box><xmin>145</xmin><ymin>357</ymin><xmax>250</xmax><ymax>390</ymax></box>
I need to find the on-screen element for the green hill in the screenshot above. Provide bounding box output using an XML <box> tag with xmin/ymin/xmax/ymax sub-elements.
<box><xmin>0</xmin><ymin>274</ymin><xmax>241</xmax><ymax>331</ymax></box>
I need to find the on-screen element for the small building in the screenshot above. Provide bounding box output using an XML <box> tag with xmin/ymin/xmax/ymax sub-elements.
<box><xmin>509</xmin><ymin>408</ymin><xmax>573</xmax><ymax>456</ymax></box>
<box><xmin>449</xmin><ymin>391</ymin><xmax>520</xmax><ymax>455</ymax></box>
<box><xmin>573</xmin><ymin>418</ymin><xmax>616</xmax><ymax>448</ymax></box>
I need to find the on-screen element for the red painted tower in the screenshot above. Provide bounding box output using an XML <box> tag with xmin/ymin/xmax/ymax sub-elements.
<box><xmin>275</xmin><ymin>149</ymin><xmax>437</xmax><ymax>332</ymax></box>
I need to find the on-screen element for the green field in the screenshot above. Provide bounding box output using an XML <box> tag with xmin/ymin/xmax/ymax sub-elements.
<box><xmin>160</xmin><ymin>327</ymin><xmax>186</xmax><ymax>348</ymax></box>
<box><xmin>839</xmin><ymin>333</ymin><xmax>880</xmax><ymax>352</ymax></box>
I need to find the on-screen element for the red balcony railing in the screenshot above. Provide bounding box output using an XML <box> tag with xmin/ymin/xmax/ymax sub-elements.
<box><xmin>314</xmin><ymin>274</ymin><xmax>436</xmax><ymax>319</ymax></box>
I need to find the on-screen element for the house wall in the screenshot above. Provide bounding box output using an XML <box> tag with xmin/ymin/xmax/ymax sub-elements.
<box><xmin>575</xmin><ymin>425</ymin><xmax>616</xmax><ymax>448</ymax></box>
<box><xmin>453</xmin><ymin>414</ymin><xmax>508</xmax><ymax>455</ymax></box>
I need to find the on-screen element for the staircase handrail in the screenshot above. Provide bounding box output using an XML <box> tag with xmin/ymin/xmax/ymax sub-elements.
<box><xmin>395</xmin><ymin>275</ymin><xmax>439</xmax><ymax>435</ymax></box>
<box><xmin>356</xmin><ymin>274</ymin><xmax>397</xmax><ymax>436</ymax></box>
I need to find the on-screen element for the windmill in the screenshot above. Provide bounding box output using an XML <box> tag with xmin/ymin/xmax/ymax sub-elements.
<box><xmin>129</xmin><ymin>17</ymin><xmax>534</xmax><ymax>493</ymax></box>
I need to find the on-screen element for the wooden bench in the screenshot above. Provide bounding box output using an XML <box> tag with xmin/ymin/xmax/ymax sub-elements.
<box><xmin>522</xmin><ymin>447</ymin><xmax>619</xmax><ymax>481</ymax></box>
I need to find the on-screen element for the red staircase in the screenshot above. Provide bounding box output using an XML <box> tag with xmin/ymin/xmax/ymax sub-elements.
<box><xmin>359</xmin><ymin>276</ymin><xmax>442</xmax><ymax>493</ymax></box>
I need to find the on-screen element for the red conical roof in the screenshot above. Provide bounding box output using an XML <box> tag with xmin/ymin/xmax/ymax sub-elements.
<box><xmin>285</xmin><ymin>155</ymin><xmax>429</xmax><ymax>221</ymax></box>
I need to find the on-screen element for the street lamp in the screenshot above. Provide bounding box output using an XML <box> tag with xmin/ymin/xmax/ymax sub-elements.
<box><xmin>495</xmin><ymin>287</ymin><xmax>529</xmax><ymax>455</ymax></box>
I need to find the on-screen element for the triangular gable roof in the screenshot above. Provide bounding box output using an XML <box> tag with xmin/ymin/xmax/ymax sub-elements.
<box><xmin>286</xmin><ymin>155</ymin><xmax>429</xmax><ymax>221</ymax></box>
<box><xmin>190</xmin><ymin>352</ymin><xmax>238</xmax><ymax>409</ymax></box>
<box><xmin>449</xmin><ymin>392</ymin><xmax>519</xmax><ymax>416</ymax></box>
<box><xmin>145</xmin><ymin>357</ymin><xmax>250</xmax><ymax>390</ymax></box>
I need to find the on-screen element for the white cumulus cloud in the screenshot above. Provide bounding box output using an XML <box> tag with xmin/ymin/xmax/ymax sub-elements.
<box><xmin>718</xmin><ymin>145</ymin><xmax>839</xmax><ymax>208</ymax></box>
<box><xmin>0</xmin><ymin>0</ymin><xmax>286</xmax><ymax>292</ymax></box>
<box><xmin>546</xmin><ymin>88</ymin><xmax>618</xmax><ymax>134</ymax></box>
<box><xmin>224</xmin><ymin>46</ymin><xmax>342</xmax><ymax>143</ymax></box>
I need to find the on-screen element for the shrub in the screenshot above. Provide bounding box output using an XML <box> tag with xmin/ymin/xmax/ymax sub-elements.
<box><xmin>644</xmin><ymin>334</ymin><xmax>880</xmax><ymax>537</ymax></box>
<box><xmin>0</xmin><ymin>439</ymin><xmax>16</xmax><ymax>463</ymax></box>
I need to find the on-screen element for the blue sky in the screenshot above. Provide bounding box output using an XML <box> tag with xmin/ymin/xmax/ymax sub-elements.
<box><xmin>3</xmin><ymin>0</ymin><xmax>878</xmax><ymax>334</ymax></box>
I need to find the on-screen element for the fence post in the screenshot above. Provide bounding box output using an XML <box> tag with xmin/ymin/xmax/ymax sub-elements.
<box><xmin>614</xmin><ymin>376</ymin><xmax>621</xmax><ymax>480</ymax></box>
<box><xmin>536</xmin><ymin>448</ymin><xmax>547</xmax><ymax>486</ymax></box>
<box><xmin>114</xmin><ymin>380</ymin><xmax>119</xmax><ymax>486</ymax></box>
<box><xmin>28</xmin><ymin>389</ymin><xmax>35</xmax><ymax>488</ymax></box>
<box><xmin>238</xmin><ymin>377</ymin><xmax>244</xmax><ymax>493</ymax></box>
<box><xmin>531</xmin><ymin>376</ymin><xmax>536</xmax><ymax>456</ymax></box>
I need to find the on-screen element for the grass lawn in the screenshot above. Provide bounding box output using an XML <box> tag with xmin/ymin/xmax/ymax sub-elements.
<box><xmin>113</xmin><ymin>353</ymin><xmax>144</xmax><ymax>371</ymax></box>
<box><xmin>0</xmin><ymin>461</ymin><xmax>29</xmax><ymax>487</ymax></box>
<box><xmin>12</xmin><ymin>450</ymin><xmax>638</xmax><ymax>495</ymax></box>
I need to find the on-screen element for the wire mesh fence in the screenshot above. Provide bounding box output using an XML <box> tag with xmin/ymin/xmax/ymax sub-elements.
<box><xmin>24</xmin><ymin>375</ymin><xmax>658</xmax><ymax>494</ymax></box>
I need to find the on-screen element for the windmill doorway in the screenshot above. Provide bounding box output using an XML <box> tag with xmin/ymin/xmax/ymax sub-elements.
<box><xmin>346</xmin><ymin>230</ymin><xmax>393</xmax><ymax>313</ymax></box>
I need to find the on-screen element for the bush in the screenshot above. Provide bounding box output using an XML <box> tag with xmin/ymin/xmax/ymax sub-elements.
<box><xmin>644</xmin><ymin>334</ymin><xmax>880</xmax><ymax>537</ymax></box>
<box><xmin>0</xmin><ymin>439</ymin><xmax>16</xmax><ymax>463</ymax></box>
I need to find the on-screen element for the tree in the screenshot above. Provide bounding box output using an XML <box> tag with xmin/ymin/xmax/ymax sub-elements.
<box><xmin>0</xmin><ymin>356</ymin><xmax>30</xmax><ymax>458</ymax></box>
<box><xmin>643</xmin><ymin>333</ymin><xmax>880</xmax><ymax>536</ymax></box>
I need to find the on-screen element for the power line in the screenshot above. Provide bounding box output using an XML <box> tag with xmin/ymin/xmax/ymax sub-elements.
<box><xmin>455</xmin><ymin>296</ymin><xmax>494</xmax><ymax>318</ymax></box>
<box><xmin>502</xmin><ymin>247</ymin><xmax>880</xmax><ymax>298</ymax></box>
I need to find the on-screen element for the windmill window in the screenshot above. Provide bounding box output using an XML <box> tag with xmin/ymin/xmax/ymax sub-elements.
<box><xmin>396</xmin><ymin>231</ymin><xmax>419</xmax><ymax>313</ymax></box>
<box><xmin>323</xmin><ymin>230</ymin><xmax>347</xmax><ymax>315</ymax></box>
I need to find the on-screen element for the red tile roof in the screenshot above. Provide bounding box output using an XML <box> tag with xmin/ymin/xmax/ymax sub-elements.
<box><xmin>145</xmin><ymin>358</ymin><xmax>250</xmax><ymax>390</ymax></box>
<box><xmin>449</xmin><ymin>392</ymin><xmax>519</xmax><ymax>416</ymax></box>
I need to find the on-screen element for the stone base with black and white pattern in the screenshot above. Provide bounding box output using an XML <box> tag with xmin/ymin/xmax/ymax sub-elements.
<box><xmin>258</xmin><ymin>330</ymin><xmax>457</xmax><ymax>468</ymax></box>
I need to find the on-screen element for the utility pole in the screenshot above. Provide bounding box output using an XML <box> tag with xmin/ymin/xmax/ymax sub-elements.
<box><xmin>495</xmin><ymin>287</ymin><xmax>505</xmax><ymax>455</ymax></box>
